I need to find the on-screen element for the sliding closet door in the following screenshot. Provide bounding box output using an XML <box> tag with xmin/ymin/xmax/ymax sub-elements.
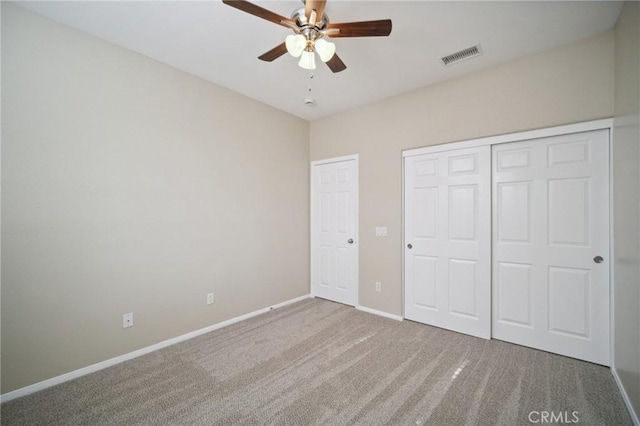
<box><xmin>492</xmin><ymin>130</ymin><xmax>610</xmax><ymax>365</ymax></box>
<box><xmin>404</xmin><ymin>146</ymin><xmax>491</xmax><ymax>339</ymax></box>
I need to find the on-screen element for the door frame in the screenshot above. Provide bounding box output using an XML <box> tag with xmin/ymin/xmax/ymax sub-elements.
<box><xmin>310</xmin><ymin>154</ymin><xmax>359</xmax><ymax>306</ymax></box>
<box><xmin>401</xmin><ymin>118</ymin><xmax>613</xmax><ymax>359</ymax></box>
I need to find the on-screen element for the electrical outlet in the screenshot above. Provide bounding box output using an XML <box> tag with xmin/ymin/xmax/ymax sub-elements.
<box><xmin>122</xmin><ymin>312</ymin><xmax>133</xmax><ymax>328</ymax></box>
<box><xmin>207</xmin><ymin>292</ymin><xmax>215</xmax><ymax>305</ymax></box>
<box><xmin>375</xmin><ymin>282</ymin><xmax>381</xmax><ymax>292</ymax></box>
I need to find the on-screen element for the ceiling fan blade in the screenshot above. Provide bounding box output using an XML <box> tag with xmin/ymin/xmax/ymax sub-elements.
<box><xmin>325</xmin><ymin>53</ymin><xmax>347</xmax><ymax>73</ymax></box>
<box><xmin>305</xmin><ymin>0</ymin><xmax>327</xmax><ymax>25</ymax></box>
<box><xmin>258</xmin><ymin>43</ymin><xmax>288</xmax><ymax>62</ymax></box>
<box><xmin>222</xmin><ymin>0</ymin><xmax>295</xmax><ymax>28</ymax></box>
<box><xmin>326</xmin><ymin>19</ymin><xmax>392</xmax><ymax>38</ymax></box>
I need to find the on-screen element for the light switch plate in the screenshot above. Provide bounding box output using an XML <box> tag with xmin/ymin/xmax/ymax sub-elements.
<box><xmin>375</xmin><ymin>227</ymin><xmax>388</xmax><ymax>237</ymax></box>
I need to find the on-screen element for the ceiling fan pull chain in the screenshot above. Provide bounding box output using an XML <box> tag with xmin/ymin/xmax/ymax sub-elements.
<box><xmin>304</xmin><ymin>72</ymin><xmax>316</xmax><ymax>107</ymax></box>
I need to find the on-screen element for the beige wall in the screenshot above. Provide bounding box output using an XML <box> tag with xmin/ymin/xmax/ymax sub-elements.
<box><xmin>613</xmin><ymin>1</ymin><xmax>640</xmax><ymax>419</ymax></box>
<box><xmin>311</xmin><ymin>31</ymin><xmax>614</xmax><ymax>316</ymax></box>
<box><xmin>1</xmin><ymin>3</ymin><xmax>309</xmax><ymax>394</ymax></box>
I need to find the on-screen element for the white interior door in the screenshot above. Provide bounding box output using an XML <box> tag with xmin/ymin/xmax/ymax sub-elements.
<box><xmin>404</xmin><ymin>146</ymin><xmax>491</xmax><ymax>339</ymax></box>
<box><xmin>492</xmin><ymin>129</ymin><xmax>610</xmax><ymax>365</ymax></box>
<box><xmin>311</xmin><ymin>157</ymin><xmax>358</xmax><ymax>306</ymax></box>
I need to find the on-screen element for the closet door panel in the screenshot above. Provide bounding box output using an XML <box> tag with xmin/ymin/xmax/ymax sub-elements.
<box><xmin>492</xmin><ymin>129</ymin><xmax>610</xmax><ymax>366</ymax></box>
<box><xmin>405</xmin><ymin>146</ymin><xmax>491</xmax><ymax>339</ymax></box>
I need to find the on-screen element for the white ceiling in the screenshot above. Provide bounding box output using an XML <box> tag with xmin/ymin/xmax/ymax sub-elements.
<box><xmin>16</xmin><ymin>1</ymin><xmax>624</xmax><ymax>121</ymax></box>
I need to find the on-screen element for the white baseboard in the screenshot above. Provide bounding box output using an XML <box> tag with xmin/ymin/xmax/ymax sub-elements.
<box><xmin>0</xmin><ymin>294</ymin><xmax>312</xmax><ymax>404</ymax></box>
<box><xmin>611</xmin><ymin>367</ymin><xmax>640</xmax><ymax>425</ymax></box>
<box><xmin>356</xmin><ymin>305</ymin><xmax>404</xmax><ymax>321</ymax></box>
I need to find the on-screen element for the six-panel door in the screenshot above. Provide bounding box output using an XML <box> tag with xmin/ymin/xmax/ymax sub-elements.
<box><xmin>404</xmin><ymin>146</ymin><xmax>491</xmax><ymax>339</ymax></box>
<box><xmin>492</xmin><ymin>129</ymin><xmax>610</xmax><ymax>365</ymax></box>
<box><xmin>311</xmin><ymin>159</ymin><xmax>358</xmax><ymax>306</ymax></box>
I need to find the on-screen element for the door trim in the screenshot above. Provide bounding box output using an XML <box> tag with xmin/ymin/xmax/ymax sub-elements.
<box><xmin>310</xmin><ymin>154</ymin><xmax>359</xmax><ymax>306</ymax></box>
<box><xmin>403</xmin><ymin>119</ymin><xmax>613</xmax><ymax>158</ymax></box>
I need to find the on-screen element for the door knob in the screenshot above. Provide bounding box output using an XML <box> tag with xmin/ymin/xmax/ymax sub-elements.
<box><xmin>407</xmin><ymin>244</ymin><xmax>413</xmax><ymax>249</ymax></box>
<box><xmin>348</xmin><ymin>239</ymin><xmax>354</xmax><ymax>244</ymax></box>
<box><xmin>593</xmin><ymin>256</ymin><xmax>604</xmax><ymax>264</ymax></box>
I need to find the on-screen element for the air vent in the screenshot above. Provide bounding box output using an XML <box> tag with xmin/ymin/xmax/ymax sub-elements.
<box><xmin>441</xmin><ymin>45</ymin><xmax>481</xmax><ymax>66</ymax></box>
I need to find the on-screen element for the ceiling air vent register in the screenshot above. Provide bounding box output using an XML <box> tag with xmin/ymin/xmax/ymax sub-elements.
<box><xmin>441</xmin><ymin>45</ymin><xmax>481</xmax><ymax>66</ymax></box>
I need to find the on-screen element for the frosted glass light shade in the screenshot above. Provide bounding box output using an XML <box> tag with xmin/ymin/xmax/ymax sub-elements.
<box><xmin>285</xmin><ymin>34</ymin><xmax>306</xmax><ymax>58</ymax></box>
<box><xmin>314</xmin><ymin>38</ymin><xmax>336</xmax><ymax>62</ymax></box>
<box><xmin>298</xmin><ymin>50</ymin><xmax>316</xmax><ymax>70</ymax></box>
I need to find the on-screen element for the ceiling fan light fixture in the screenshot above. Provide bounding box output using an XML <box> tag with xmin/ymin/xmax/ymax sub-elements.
<box><xmin>314</xmin><ymin>38</ymin><xmax>336</xmax><ymax>62</ymax></box>
<box><xmin>222</xmin><ymin>0</ymin><xmax>392</xmax><ymax>74</ymax></box>
<box><xmin>285</xmin><ymin>34</ymin><xmax>306</xmax><ymax>57</ymax></box>
<box><xmin>298</xmin><ymin>49</ymin><xmax>317</xmax><ymax>70</ymax></box>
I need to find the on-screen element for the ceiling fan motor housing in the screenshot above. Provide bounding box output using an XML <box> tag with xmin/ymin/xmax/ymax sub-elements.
<box><xmin>291</xmin><ymin>7</ymin><xmax>329</xmax><ymax>32</ymax></box>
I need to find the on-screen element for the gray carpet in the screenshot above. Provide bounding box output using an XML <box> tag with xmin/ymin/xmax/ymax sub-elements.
<box><xmin>1</xmin><ymin>298</ymin><xmax>632</xmax><ymax>425</ymax></box>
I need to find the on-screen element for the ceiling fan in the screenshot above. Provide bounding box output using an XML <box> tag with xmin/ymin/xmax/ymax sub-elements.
<box><xmin>222</xmin><ymin>0</ymin><xmax>392</xmax><ymax>73</ymax></box>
